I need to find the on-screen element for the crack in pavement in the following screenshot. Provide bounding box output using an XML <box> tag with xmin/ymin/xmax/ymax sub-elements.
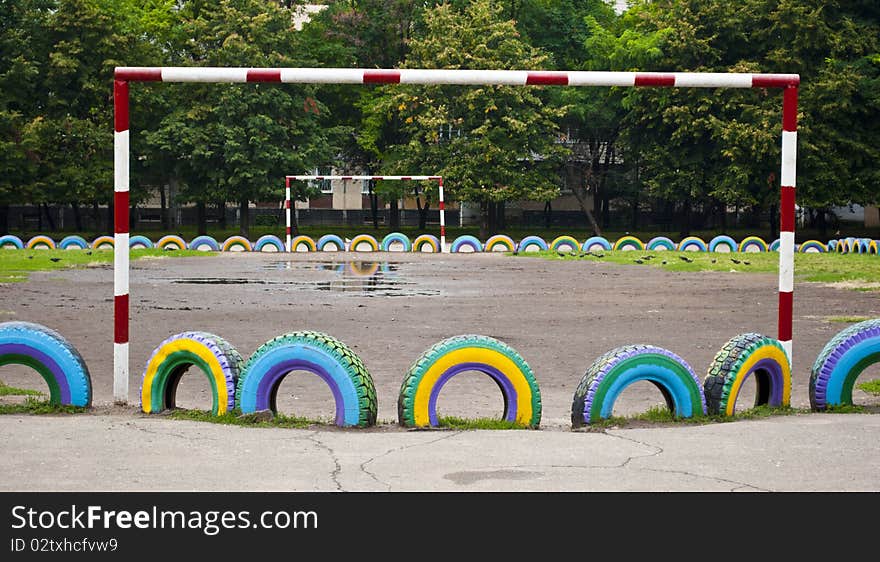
<box><xmin>359</xmin><ymin>431</ymin><xmax>464</xmax><ymax>491</ymax></box>
<box><xmin>305</xmin><ymin>432</ymin><xmax>342</xmax><ymax>492</ymax></box>
<box><xmin>122</xmin><ymin>421</ymin><xmax>209</xmax><ymax>442</ymax></box>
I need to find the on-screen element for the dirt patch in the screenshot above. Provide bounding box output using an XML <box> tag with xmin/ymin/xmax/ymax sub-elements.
<box><xmin>2</xmin><ymin>251</ymin><xmax>879</xmax><ymax>428</ymax></box>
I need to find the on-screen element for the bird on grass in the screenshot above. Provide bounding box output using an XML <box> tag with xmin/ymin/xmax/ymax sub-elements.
<box><xmin>731</xmin><ymin>258</ymin><xmax>741</xmax><ymax>264</ymax></box>
<box><xmin>49</xmin><ymin>257</ymin><xmax>61</xmax><ymax>262</ymax></box>
<box><xmin>634</xmin><ymin>259</ymin><xmax>644</xmax><ymax>264</ymax></box>
<box><xmin>679</xmin><ymin>255</ymin><xmax>694</xmax><ymax>263</ymax></box>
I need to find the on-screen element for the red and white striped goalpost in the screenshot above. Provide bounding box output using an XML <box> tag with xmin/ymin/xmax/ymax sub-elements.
<box><xmin>284</xmin><ymin>175</ymin><xmax>445</xmax><ymax>252</ymax></box>
<box><xmin>114</xmin><ymin>67</ymin><xmax>799</xmax><ymax>404</ymax></box>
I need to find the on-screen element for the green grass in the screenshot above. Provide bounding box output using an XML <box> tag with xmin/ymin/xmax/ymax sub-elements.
<box><xmin>0</xmin><ymin>248</ymin><xmax>210</xmax><ymax>283</ymax></box>
<box><xmin>167</xmin><ymin>408</ymin><xmax>318</xmax><ymax>429</ymax></box>
<box><xmin>521</xmin><ymin>249</ymin><xmax>879</xmax><ymax>288</ymax></box>
<box><xmin>436</xmin><ymin>416</ymin><xmax>533</xmax><ymax>430</ymax></box>
<box><xmin>0</xmin><ymin>380</ymin><xmax>44</xmax><ymax>397</ymax></box>
<box><xmin>585</xmin><ymin>404</ymin><xmax>802</xmax><ymax>429</ymax></box>
<box><xmin>0</xmin><ymin>396</ymin><xmax>88</xmax><ymax>415</ymax></box>
<box><xmin>826</xmin><ymin>315</ymin><xmax>872</xmax><ymax>323</ymax></box>
<box><xmin>856</xmin><ymin>379</ymin><xmax>880</xmax><ymax>395</ymax></box>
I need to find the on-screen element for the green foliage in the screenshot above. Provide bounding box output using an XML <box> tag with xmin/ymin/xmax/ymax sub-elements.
<box><xmin>0</xmin><ymin>396</ymin><xmax>88</xmax><ymax>415</ymax></box>
<box><xmin>437</xmin><ymin>416</ymin><xmax>530</xmax><ymax>430</ymax></box>
<box><xmin>856</xmin><ymin>379</ymin><xmax>880</xmax><ymax>396</ymax></box>
<box><xmin>168</xmin><ymin>408</ymin><xmax>318</xmax><ymax>429</ymax></box>
<box><xmin>0</xmin><ymin>380</ymin><xmax>45</xmax><ymax>397</ymax></box>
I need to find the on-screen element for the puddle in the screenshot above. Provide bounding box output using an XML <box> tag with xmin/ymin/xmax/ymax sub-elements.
<box><xmin>168</xmin><ymin>261</ymin><xmax>438</xmax><ymax>297</ymax></box>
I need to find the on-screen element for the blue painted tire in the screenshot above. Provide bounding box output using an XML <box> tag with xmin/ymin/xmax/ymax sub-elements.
<box><xmin>381</xmin><ymin>232</ymin><xmax>412</xmax><ymax>252</ymax></box>
<box><xmin>189</xmin><ymin>235</ymin><xmax>220</xmax><ymax>252</ymax></box>
<box><xmin>646</xmin><ymin>236</ymin><xmax>676</xmax><ymax>251</ymax></box>
<box><xmin>128</xmin><ymin>235</ymin><xmax>154</xmax><ymax>249</ymax></box>
<box><xmin>826</xmin><ymin>240</ymin><xmax>838</xmax><ymax>252</ymax></box>
<box><xmin>571</xmin><ymin>344</ymin><xmax>706</xmax><ymax>426</ymax></box>
<box><xmin>769</xmin><ymin>239</ymin><xmax>781</xmax><ymax>252</ymax></box>
<box><xmin>412</xmin><ymin>234</ymin><xmax>440</xmax><ymax>253</ymax></box>
<box><xmin>810</xmin><ymin>318</ymin><xmax>880</xmax><ymax>411</ymax></box>
<box><xmin>316</xmin><ymin>234</ymin><xmax>345</xmax><ymax>252</ymax></box>
<box><xmin>0</xmin><ymin>321</ymin><xmax>92</xmax><ymax>407</ymax></box>
<box><xmin>451</xmin><ymin>235</ymin><xmax>483</xmax><ymax>253</ymax></box>
<box><xmin>255</xmin><ymin>234</ymin><xmax>286</xmax><ymax>252</ymax></box>
<box><xmin>798</xmin><ymin>240</ymin><xmax>826</xmax><ymax>253</ymax></box>
<box><xmin>236</xmin><ymin>331</ymin><xmax>377</xmax><ymax>427</ymax></box>
<box><xmin>581</xmin><ymin>236</ymin><xmax>612</xmax><ymax>252</ymax></box>
<box><xmin>518</xmin><ymin>235</ymin><xmax>548</xmax><ymax>253</ymax></box>
<box><xmin>59</xmin><ymin>235</ymin><xmax>89</xmax><ymax>250</ymax></box>
<box><xmin>0</xmin><ymin>235</ymin><xmax>24</xmax><ymax>249</ymax></box>
<box><xmin>708</xmin><ymin>235</ymin><xmax>737</xmax><ymax>253</ymax></box>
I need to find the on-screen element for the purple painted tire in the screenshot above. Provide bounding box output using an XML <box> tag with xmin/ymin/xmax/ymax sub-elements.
<box><xmin>810</xmin><ymin>319</ymin><xmax>880</xmax><ymax>411</ymax></box>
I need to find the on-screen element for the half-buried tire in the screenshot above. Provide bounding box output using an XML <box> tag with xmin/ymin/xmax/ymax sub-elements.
<box><xmin>0</xmin><ymin>321</ymin><xmax>92</xmax><ymax>407</ymax></box>
<box><xmin>810</xmin><ymin>318</ymin><xmax>880</xmax><ymax>411</ymax></box>
<box><xmin>397</xmin><ymin>335</ymin><xmax>541</xmax><ymax>428</ymax></box>
<box><xmin>702</xmin><ymin>333</ymin><xmax>791</xmax><ymax>416</ymax></box>
<box><xmin>236</xmin><ymin>331</ymin><xmax>377</xmax><ymax>427</ymax></box>
<box><xmin>141</xmin><ymin>332</ymin><xmax>242</xmax><ymax>416</ymax></box>
<box><xmin>571</xmin><ymin>344</ymin><xmax>705</xmax><ymax>427</ymax></box>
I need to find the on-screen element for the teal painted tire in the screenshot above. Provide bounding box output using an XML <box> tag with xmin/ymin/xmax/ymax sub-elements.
<box><xmin>551</xmin><ymin>235</ymin><xmax>580</xmax><ymax>252</ymax></box>
<box><xmin>0</xmin><ymin>235</ymin><xmax>24</xmax><ymax>249</ymax></box>
<box><xmin>646</xmin><ymin>236</ymin><xmax>676</xmax><ymax>251</ymax></box>
<box><xmin>0</xmin><ymin>321</ymin><xmax>92</xmax><ymax>407</ymax></box>
<box><xmin>518</xmin><ymin>235</ymin><xmax>548</xmax><ymax>253</ymax></box>
<box><xmin>581</xmin><ymin>236</ymin><xmax>612</xmax><ymax>252</ymax></box>
<box><xmin>255</xmin><ymin>235</ymin><xmax>285</xmax><ymax>252</ymax></box>
<box><xmin>678</xmin><ymin>236</ymin><xmax>707</xmax><ymax>252</ymax></box>
<box><xmin>317</xmin><ymin>234</ymin><xmax>345</xmax><ymax>252</ymax></box>
<box><xmin>613</xmin><ymin>236</ymin><xmax>645</xmax><ymax>251</ymax></box>
<box><xmin>739</xmin><ymin>236</ymin><xmax>768</xmax><ymax>253</ymax></box>
<box><xmin>571</xmin><ymin>345</ymin><xmax>705</xmax><ymax>427</ymax></box>
<box><xmin>236</xmin><ymin>331</ymin><xmax>377</xmax><ymax>427</ymax></box>
<box><xmin>709</xmin><ymin>235</ymin><xmax>737</xmax><ymax>253</ymax></box>
<box><xmin>381</xmin><ymin>232</ymin><xmax>412</xmax><ymax>252</ymax></box>
<box><xmin>128</xmin><ymin>235</ymin><xmax>154</xmax><ymax>249</ymax></box>
<box><xmin>59</xmin><ymin>235</ymin><xmax>89</xmax><ymax>250</ymax></box>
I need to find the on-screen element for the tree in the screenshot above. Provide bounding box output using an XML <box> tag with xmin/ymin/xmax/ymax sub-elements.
<box><xmin>360</xmin><ymin>0</ymin><xmax>569</xmax><ymax>238</ymax></box>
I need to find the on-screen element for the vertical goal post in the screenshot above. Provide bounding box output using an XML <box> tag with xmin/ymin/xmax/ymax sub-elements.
<box><xmin>284</xmin><ymin>175</ymin><xmax>445</xmax><ymax>252</ymax></box>
<box><xmin>114</xmin><ymin>66</ymin><xmax>799</xmax><ymax>404</ymax></box>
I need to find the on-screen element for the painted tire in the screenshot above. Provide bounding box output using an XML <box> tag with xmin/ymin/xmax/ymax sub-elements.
<box><xmin>349</xmin><ymin>234</ymin><xmax>379</xmax><ymax>252</ymax></box>
<box><xmin>581</xmin><ymin>236</ymin><xmax>612</xmax><ymax>252</ymax></box>
<box><xmin>571</xmin><ymin>345</ymin><xmax>706</xmax><ymax>427</ymax></box>
<box><xmin>613</xmin><ymin>235</ymin><xmax>644</xmax><ymax>252</ymax></box>
<box><xmin>188</xmin><ymin>235</ymin><xmax>219</xmax><ymax>252</ymax></box>
<box><xmin>709</xmin><ymin>235</ymin><xmax>737</xmax><ymax>253</ymax></box>
<box><xmin>141</xmin><ymin>332</ymin><xmax>243</xmax><ymax>416</ymax></box>
<box><xmin>380</xmin><ymin>232</ymin><xmax>412</xmax><ymax>252</ymax></box>
<box><xmin>26</xmin><ymin>235</ymin><xmax>56</xmax><ymax>250</ymax></box>
<box><xmin>287</xmin><ymin>235</ymin><xmax>314</xmax><ymax>252</ymax></box>
<box><xmin>678</xmin><ymin>236</ymin><xmax>707</xmax><ymax>252</ymax></box>
<box><xmin>236</xmin><ymin>331</ymin><xmax>377</xmax><ymax>427</ymax></box>
<box><xmin>798</xmin><ymin>240</ymin><xmax>826</xmax><ymax>253</ymax></box>
<box><xmin>826</xmin><ymin>240</ymin><xmax>838</xmax><ymax>252</ymax></box>
<box><xmin>484</xmin><ymin>234</ymin><xmax>515</xmax><ymax>252</ymax></box>
<box><xmin>869</xmin><ymin>240</ymin><xmax>879</xmax><ymax>255</ymax></box>
<box><xmin>703</xmin><ymin>333</ymin><xmax>791</xmax><ymax>416</ymax></box>
<box><xmin>398</xmin><ymin>335</ymin><xmax>541</xmax><ymax>428</ymax></box>
<box><xmin>769</xmin><ymin>239</ymin><xmax>780</xmax><ymax>252</ymax></box>
<box><xmin>810</xmin><ymin>318</ymin><xmax>880</xmax><ymax>411</ymax></box>
<box><xmin>412</xmin><ymin>234</ymin><xmax>440</xmax><ymax>253</ymax></box>
<box><xmin>646</xmin><ymin>236</ymin><xmax>676</xmax><ymax>251</ymax></box>
<box><xmin>857</xmin><ymin>238</ymin><xmax>872</xmax><ymax>254</ymax></box>
<box><xmin>58</xmin><ymin>235</ymin><xmax>88</xmax><ymax>250</ymax></box>
<box><xmin>0</xmin><ymin>235</ymin><xmax>24</xmax><ymax>249</ymax></box>
<box><xmin>0</xmin><ymin>321</ymin><xmax>91</xmax><ymax>407</ymax></box>
<box><xmin>254</xmin><ymin>234</ymin><xmax>285</xmax><ymax>252</ymax></box>
<box><xmin>157</xmin><ymin>235</ymin><xmax>187</xmax><ymax>251</ymax></box>
<box><xmin>450</xmin><ymin>235</ymin><xmax>483</xmax><ymax>253</ymax></box>
<box><xmin>518</xmin><ymin>235</ymin><xmax>549</xmax><ymax>253</ymax></box>
<box><xmin>128</xmin><ymin>235</ymin><xmax>154</xmax><ymax>250</ymax></box>
<box><xmin>222</xmin><ymin>235</ymin><xmax>252</xmax><ymax>252</ymax></box>
<box><xmin>738</xmin><ymin>236</ymin><xmax>768</xmax><ymax>252</ymax></box>
<box><xmin>316</xmin><ymin>234</ymin><xmax>345</xmax><ymax>252</ymax></box>
<box><xmin>551</xmin><ymin>235</ymin><xmax>580</xmax><ymax>252</ymax></box>
<box><xmin>91</xmin><ymin>235</ymin><xmax>115</xmax><ymax>250</ymax></box>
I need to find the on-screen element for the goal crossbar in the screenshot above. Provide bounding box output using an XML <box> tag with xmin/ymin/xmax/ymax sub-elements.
<box><xmin>113</xmin><ymin>66</ymin><xmax>799</xmax><ymax>404</ymax></box>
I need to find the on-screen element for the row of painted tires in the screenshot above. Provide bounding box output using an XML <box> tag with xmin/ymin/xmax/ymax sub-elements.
<box><xmin>4</xmin><ymin>233</ymin><xmax>875</xmax><ymax>254</ymax></box>
<box><xmin>4</xmin><ymin>319</ymin><xmax>877</xmax><ymax>427</ymax></box>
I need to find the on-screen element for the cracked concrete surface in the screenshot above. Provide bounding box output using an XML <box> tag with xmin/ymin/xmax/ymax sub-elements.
<box><xmin>1</xmin><ymin>413</ymin><xmax>877</xmax><ymax>491</ymax></box>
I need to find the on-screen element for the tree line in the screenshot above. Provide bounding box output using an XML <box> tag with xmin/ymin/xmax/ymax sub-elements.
<box><xmin>1</xmin><ymin>0</ymin><xmax>877</xmax><ymax>238</ymax></box>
